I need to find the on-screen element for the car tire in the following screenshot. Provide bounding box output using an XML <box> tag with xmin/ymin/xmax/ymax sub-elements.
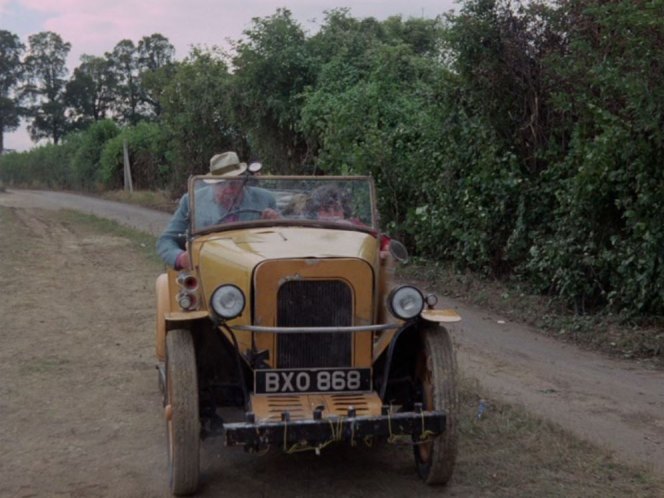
<box><xmin>413</xmin><ymin>323</ymin><xmax>458</xmax><ymax>485</ymax></box>
<box><xmin>166</xmin><ymin>329</ymin><xmax>200</xmax><ymax>495</ymax></box>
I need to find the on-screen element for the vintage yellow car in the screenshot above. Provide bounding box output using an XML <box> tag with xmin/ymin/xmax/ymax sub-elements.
<box><xmin>155</xmin><ymin>169</ymin><xmax>460</xmax><ymax>495</ymax></box>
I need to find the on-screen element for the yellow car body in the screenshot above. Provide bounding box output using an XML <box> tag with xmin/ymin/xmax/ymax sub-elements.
<box><xmin>155</xmin><ymin>175</ymin><xmax>460</xmax><ymax>495</ymax></box>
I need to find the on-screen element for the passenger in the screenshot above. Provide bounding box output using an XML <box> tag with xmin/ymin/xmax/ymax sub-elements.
<box><xmin>305</xmin><ymin>184</ymin><xmax>352</xmax><ymax>221</ymax></box>
<box><xmin>156</xmin><ymin>152</ymin><xmax>278</xmax><ymax>270</ymax></box>
<box><xmin>305</xmin><ymin>184</ymin><xmax>392</xmax><ymax>257</ymax></box>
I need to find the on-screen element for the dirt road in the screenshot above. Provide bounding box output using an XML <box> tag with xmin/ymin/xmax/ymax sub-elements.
<box><xmin>0</xmin><ymin>189</ymin><xmax>662</xmax><ymax>497</ymax></box>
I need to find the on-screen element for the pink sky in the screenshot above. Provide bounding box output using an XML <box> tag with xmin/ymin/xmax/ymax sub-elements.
<box><xmin>1</xmin><ymin>0</ymin><xmax>457</xmax><ymax>151</ymax></box>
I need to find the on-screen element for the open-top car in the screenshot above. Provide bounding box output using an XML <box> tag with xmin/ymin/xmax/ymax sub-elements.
<box><xmin>155</xmin><ymin>169</ymin><xmax>461</xmax><ymax>494</ymax></box>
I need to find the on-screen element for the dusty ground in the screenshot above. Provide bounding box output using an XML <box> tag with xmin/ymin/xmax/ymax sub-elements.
<box><xmin>0</xmin><ymin>189</ymin><xmax>662</xmax><ymax>497</ymax></box>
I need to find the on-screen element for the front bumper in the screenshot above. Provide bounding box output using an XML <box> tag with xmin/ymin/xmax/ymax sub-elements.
<box><xmin>223</xmin><ymin>407</ymin><xmax>446</xmax><ymax>450</ymax></box>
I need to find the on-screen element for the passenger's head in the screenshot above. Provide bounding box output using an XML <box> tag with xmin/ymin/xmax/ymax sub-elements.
<box><xmin>306</xmin><ymin>185</ymin><xmax>350</xmax><ymax>220</ymax></box>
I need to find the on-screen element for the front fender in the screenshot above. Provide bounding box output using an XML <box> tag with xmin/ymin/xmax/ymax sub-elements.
<box><xmin>421</xmin><ymin>308</ymin><xmax>461</xmax><ymax>324</ymax></box>
<box><xmin>156</xmin><ymin>272</ymin><xmax>211</xmax><ymax>361</ymax></box>
<box><xmin>374</xmin><ymin>312</ymin><xmax>458</xmax><ymax>403</ymax></box>
<box><xmin>155</xmin><ymin>273</ymin><xmax>170</xmax><ymax>361</ymax></box>
<box><xmin>373</xmin><ymin>308</ymin><xmax>461</xmax><ymax>362</ymax></box>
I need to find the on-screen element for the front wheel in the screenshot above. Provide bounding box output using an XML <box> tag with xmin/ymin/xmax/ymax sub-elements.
<box><xmin>165</xmin><ymin>329</ymin><xmax>200</xmax><ymax>495</ymax></box>
<box><xmin>413</xmin><ymin>323</ymin><xmax>458</xmax><ymax>485</ymax></box>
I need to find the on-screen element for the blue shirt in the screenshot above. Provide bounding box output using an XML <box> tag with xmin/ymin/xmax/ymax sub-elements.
<box><xmin>156</xmin><ymin>186</ymin><xmax>276</xmax><ymax>268</ymax></box>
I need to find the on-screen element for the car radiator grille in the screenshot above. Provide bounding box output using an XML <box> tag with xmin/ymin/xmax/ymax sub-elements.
<box><xmin>276</xmin><ymin>280</ymin><xmax>352</xmax><ymax>368</ymax></box>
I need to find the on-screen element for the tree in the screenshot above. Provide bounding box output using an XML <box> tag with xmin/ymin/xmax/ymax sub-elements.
<box><xmin>302</xmin><ymin>38</ymin><xmax>448</xmax><ymax>237</ymax></box>
<box><xmin>22</xmin><ymin>31</ymin><xmax>71</xmax><ymax>144</ymax></box>
<box><xmin>137</xmin><ymin>33</ymin><xmax>175</xmax><ymax>72</ymax></box>
<box><xmin>107</xmin><ymin>34</ymin><xmax>175</xmax><ymax>124</ymax></box>
<box><xmin>70</xmin><ymin>119</ymin><xmax>120</xmax><ymax>189</ymax></box>
<box><xmin>307</xmin><ymin>9</ymin><xmax>384</xmax><ymax>77</ymax></box>
<box><xmin>137</xmin><ymin>33</ymin><xmax>176</xmax><ymax>117</ymax></box>
<box><xmin>107</xmin><ymin>39</ymin><xmax>143</xmax><ymax>125</ymax></box>
<box><xmin>231</xmin><ymin>9</ymin><xmax>315</xmax><ymax>171</ymax></box>
<box><xmin>65</xmin><ymin>55</ymin><xmax>116</xmax><ymax>129</ymax></box>
<box><xmin>159</xmin><ymin>49</ymin><xmax>243</xmax><ymax>189</ymax></box>
<box><xmin>526</xmin><ymin>0</ymin><xmax>664</xmax><ymax>314</ymax></box>
<box><xmin>0</xmin><ymin>30</ymin><xmax>25</xmax><ymax>152</ymax></box>
<box><xmin>445</xmin><ymin>0</ymin><xmax>561</xmax><ymax>173</ymax></box>
<box><xmin>300</xmin><ymin>13</ymin><xmax>449</xmax><ymax>236</ymax></box>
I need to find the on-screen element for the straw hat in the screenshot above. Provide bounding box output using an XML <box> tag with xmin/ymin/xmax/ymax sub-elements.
<box><xmin>209</xmin><ymin>151</ymin><xmax>247</xmax><ymax>176</ymax></box>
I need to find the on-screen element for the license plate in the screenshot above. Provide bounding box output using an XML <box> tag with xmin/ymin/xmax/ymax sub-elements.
<box><xmin>255</xmin><ymin>368</ymin><xmax>371</xmax><ymax>394</ymax></box>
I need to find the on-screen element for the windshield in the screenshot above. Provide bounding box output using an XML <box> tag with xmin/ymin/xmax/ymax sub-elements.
<box><xmin>189</xmin><ymin>176</ymin><xmax>376</xmax><ymax>233</ymax></box>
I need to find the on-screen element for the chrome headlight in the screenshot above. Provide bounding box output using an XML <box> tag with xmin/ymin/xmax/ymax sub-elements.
<box><xmin>210</xmin><ymin>284</ymin><xmax>245</xmax><ymax>319</ymax></box>
<box><xmin>388</xmin><ymin>286</ymin><xmax>424</xmax><ymax>320</ymax></box>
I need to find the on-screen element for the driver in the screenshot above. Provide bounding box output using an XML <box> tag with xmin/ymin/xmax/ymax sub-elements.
<box><xmin>156</xmin><ymin>152</ymin><xmax>278</xmax><ymax>270</ymax></box>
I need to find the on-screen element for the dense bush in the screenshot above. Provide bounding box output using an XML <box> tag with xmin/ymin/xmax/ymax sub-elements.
<box><xmin>157</xmin><ymin>49</ymin><xmax>244</xmax><ymax>192</ymax></box>
<box><xmin>99</xmin><ymin>122</ymin><xmax>171</xmax><ymax>190</ymax></box>
<box><xmin>0</xmin><ymin>138</ymin><xmax>79</xmax><ymax>188</ymax></box>
<box><xmin>523</xmin><ymin>0</ymin><xmax>664</xmax><ymax>314</ymax></box>
<box><xmin>70</xmin><ymin>119</ymin><xmax>119</xmax><ymax>190</ymax></box>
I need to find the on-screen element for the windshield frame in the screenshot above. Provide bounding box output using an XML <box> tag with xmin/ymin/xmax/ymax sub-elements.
<box><xmin>187</xmin><ymin>175</ymin><xmax>379</xmax><ymax>237</ymax></box>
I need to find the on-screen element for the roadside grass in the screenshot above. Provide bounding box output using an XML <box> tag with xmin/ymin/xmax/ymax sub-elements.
<box><xmin>54</xmin><ymin>209</ymin><xmax>163</xmax><ymax>267</ymax></box>
<box><xmin>19</xmin><ymin>356</ymin><xmax>71</xmax><ymax>376</ymax></box>
<box><xmin>2</xmin><ymin>206</ymin><xmax>661</xmax><ymax>496</ymax></box>
<box><xmin>99</xmin><ymin>189</ymin><xmax>175</xmax><ymax>212</ymax></box>
<box><xmin>454</xmin><ymin>378</ymin><xmax>661</xmax><ymax>497</ymax></box>
<box><xmin>399</xmin><ymin>260</ymin><xmax>663</xmax><ymax>367</ymax></box>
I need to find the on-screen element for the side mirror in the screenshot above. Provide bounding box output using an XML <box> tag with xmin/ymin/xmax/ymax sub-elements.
<box><xmin>389</xmin><ymin>240</ymin><xmax>409</xmax><ymax>263</ymax></box>
<box><xmin>248</xmin><ymin>162</ymin><xmax>262</xmax><ymax>174</ymax></box>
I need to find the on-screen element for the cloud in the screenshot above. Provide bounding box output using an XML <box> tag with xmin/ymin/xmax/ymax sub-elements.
<box><xmin>17</xmin><ymin>0</ymin><xmax>169</xmax><ymax>63</ymax></box>
<box><xmin>13</xmin><ymin>0</ymin><xmax>456</xmax><ymax>65</ymax></box>
<box><xmin>3</xmin><ymin>121</ymin><xmax>37</xmax><ymax>152</ymax></box>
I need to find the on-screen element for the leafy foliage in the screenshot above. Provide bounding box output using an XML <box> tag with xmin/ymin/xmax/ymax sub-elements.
<box><xmin>0</xmin><ymin>139</ymin><xmax>79</xmax><ymax>188</ymax></box>
<box><xmin>21</xmin><ymin>31</ymin><xmax>71</xmax><ymax>144</ymax></box>
<box><xmin>230</xmin><ymin>9</ymin><xmax>315</xmax><ymax>170</ymax></box>
<box><xmin>1</xmin><ymin>3</ymin><xmax>663</xmax><ymax>317</ymax></box>
<box><xmin>525</xmin><ymin>0</ymin><xmax>664</xmax><ymax>314</ymax></box>
<box><xmin>99</xmin><ymin>121</ymin><xmax>170</xmax><ymax>191</ymax></box>
<box><xmin>106</xmin><ymin>39</ymin><xmax>143</xmax><ymax>125</ymax></box>
<box><xmin>70</xmin><ymin>119</ymin><xmax>120</xmax><ymax>190</ymax></box>
<box><xmin>0</xmin><ymin>29</ymin><xmax>24</xmax><ymax>152</ymax></box>
<box><xmin>157</xmin><ymin>49</ymin><xmax>242</xmax><ymax>191</ymax></box>
<box><xmin>65</xmin><ymin>55</ymin><xmax>116</xmax><ymax>129</ymax></box>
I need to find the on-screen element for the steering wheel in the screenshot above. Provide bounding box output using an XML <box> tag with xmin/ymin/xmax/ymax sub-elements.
<box><xmin>217</xmin><ymin>208</ymin><xmax>264</xmax><ymax>223</ymax></box>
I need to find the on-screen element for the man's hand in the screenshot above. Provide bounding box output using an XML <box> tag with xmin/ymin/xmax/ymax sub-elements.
<box><xmin>175</xmin><ymin>251</ymin><xmax>191</xmax><ymax>270</ymax></box>
<box><xmin>261</xmin><ymin>208</ymin><xmax>280</xmax><ymax>220</ymax></box>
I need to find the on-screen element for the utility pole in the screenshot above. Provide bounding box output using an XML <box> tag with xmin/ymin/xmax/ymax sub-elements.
<box><xmin>123</xmin><ymin>139</ymin><xmax>133</xmax><ymax>192</ymax></box>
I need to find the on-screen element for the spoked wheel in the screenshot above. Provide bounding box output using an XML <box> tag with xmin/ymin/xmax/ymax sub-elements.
<box><xmin>413</xmin><ymin>323</ymin><xmax>459</xmax><ymax>485</ymax></box>
<box><xmin>165</xmin><ymin>329</ymin><xmax>200</xmax><ymax>495</ymax></box>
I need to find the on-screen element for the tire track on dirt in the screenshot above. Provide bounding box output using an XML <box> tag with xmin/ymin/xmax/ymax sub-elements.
<box><xmin>0</xmin><ymin>206</ymin><xmax>163</xmax><ymax>497</ymax></box>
